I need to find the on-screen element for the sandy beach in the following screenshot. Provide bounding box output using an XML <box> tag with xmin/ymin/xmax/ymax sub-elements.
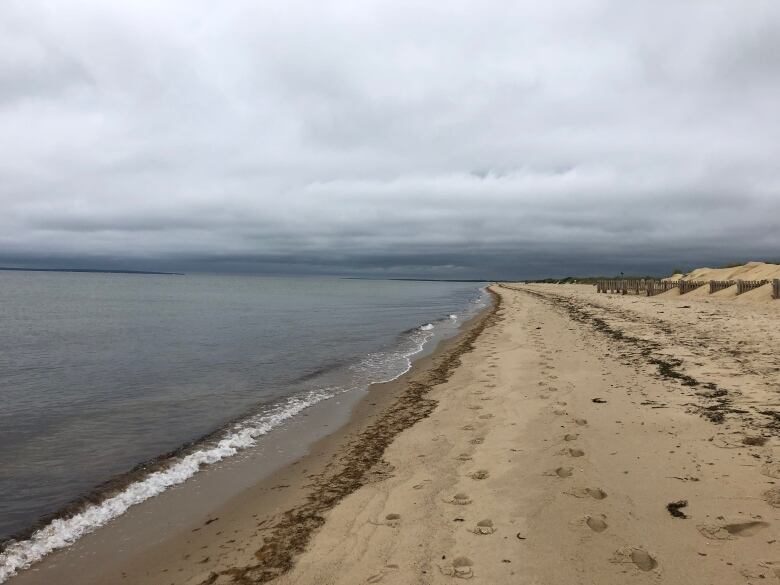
<box><xmin>267</xmin><ymin>282</ymin><xmax>780</xmax><ymax>584</ymax></box>
<box><xmin>11</xmin><ymin>280</ymin><xmax>780</xmax><ymax>584</ymax></box>
<box><xmin>4</xmin><ymin>2</ymin><xmax>779</xmax><ymax>582</ymax></box>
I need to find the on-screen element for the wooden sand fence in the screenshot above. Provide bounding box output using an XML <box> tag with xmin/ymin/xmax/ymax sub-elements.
<box><xmin>596</xmin><ymin>279</ymin><xmax>653</xmax><ymax>295</ymax></box>
<box><xmin>596</xmin><ymin>279</ymin><xmax>681</xmax><ymax>296</ymax></box>
<box><xmin>736</xmin><ymin>279</ymin><xmax>769</xmax><ymax>295</ymax></box>
<box><xmin>646</xmin><ymin>280</ymin><xmax>679</xmax><ymax>296</ymax></box>
<box><xmin>596</xmin><ymin>278</ymin><xmax>779</xmax><ymax>299</ymax></box>
<box><xmin>709</xmin><ymin>280</ymin><xmax>735</xmax><ymax>294</ymax></box>
<box><xmin>678</xmin><ymin>280</ymin><xmax>705</xmax><ymax>295</ymax></box>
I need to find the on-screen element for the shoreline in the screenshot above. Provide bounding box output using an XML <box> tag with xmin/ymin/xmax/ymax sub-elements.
<box><xmin>272</xmin><ymin>283</ymin><xmax>779</xmax><ymax>584</ymax></box>
<box><xmin>7</xmin><ymin>290</ymin><xmax>499</xmax><ymax>585</ymax></box>
<box><xmin>12</xmin><ymin>281</ymin><xmax>780</xmax><ymax>583</ymax></box>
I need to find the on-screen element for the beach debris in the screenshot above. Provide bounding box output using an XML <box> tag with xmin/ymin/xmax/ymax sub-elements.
<box><xmin>666</xmin><ymin>500</ymin><xmax>689</xmax><ymax>519</ymax></box>
<box><xmin>591</xmin><ymin>397</ymin><xmax>607</xmax><ymax>404</ymax></box>
<box><xmin>468</xmin><ymin>469</ymin><xmax>490</xmax><ymax>480</ymax></box>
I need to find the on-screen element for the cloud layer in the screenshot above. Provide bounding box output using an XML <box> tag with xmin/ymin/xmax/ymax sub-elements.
<box><xmin>2</xmin><ymin>0</ymin><xmax>779</xmax><ymax>277</ymax></box>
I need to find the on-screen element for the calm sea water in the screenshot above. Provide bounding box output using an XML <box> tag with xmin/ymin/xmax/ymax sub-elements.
<box><xmin>0</xmin><ymin>272</ymin><xmax>486</xmax><ymax>578</ymax></box>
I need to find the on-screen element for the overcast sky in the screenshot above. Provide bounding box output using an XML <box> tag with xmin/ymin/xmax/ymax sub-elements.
<box><xmin>1</xmin><ymin>0</ymin><xmax>779</xmax><ymax>278</ymax></box>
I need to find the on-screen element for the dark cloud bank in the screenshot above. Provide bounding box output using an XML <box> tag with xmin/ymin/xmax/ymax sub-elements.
<box><xmin>1</xmin><ymin>1</ymin><xmax>779</xmax><ymax>279</ymax></box>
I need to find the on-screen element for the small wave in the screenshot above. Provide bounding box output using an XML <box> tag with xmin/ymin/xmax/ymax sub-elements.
<box><xmin>0</xmin><ymin>389</ymin><xmax>335</xmax><ymax>583</ymax></box>
<box><xmin>0</xmin><ymin>292</ymin><xmax>488</xmax><ymax>582</ymax></box>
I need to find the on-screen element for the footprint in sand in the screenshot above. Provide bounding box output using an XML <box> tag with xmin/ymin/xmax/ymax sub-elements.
<box><xmin>456</xmin><ymin>453</ymin><xmax>472</xmax><ymax>461</ymax></box>
<box><xmin>564</xmin><ymin>433</ymin><xmax>579</xmax><ymax>441</ymax></box>
<box><xmin>366</xmin><ymin>564</ymin><xmax>400</xmax><ymax>583</ymax></box>
<box><xmin>471</xmin><ymin>519</ymin><xmax>496</xmax><ymax>535</ymax></box>
<box><xmin>586</xmin><ymin>515</ymin><xmax>608</xmax><ymax>532</ymax></box>
<box><xmin>697</xmin><ymin>521</ymin><xmax>770</xmax><ymax>540</ymax></box>
<box><xmin>568</xmin><ymin>448</ymin><xmax>585</xmax><ymax>457</ymax></box>
<box><xmin>567</xmin><ymin>487</ymin><xmax>608</xmax><ymax>500</ymax></box>
<box><xmin>461</xmin><ymin>424</ymin><xmax>475</xmax><ymax>431</ymax></box>
<box><xmin>440</xmin><ymin>556</ymin><xmax>474</xmax><ymax>579</ymax></box>
<box><xmin>478</xmin><ymin>414</ymin><xmax>493</xmax><ymax>419</ymax></box>
<box><xmin>446</xmin><ymin>492</ymin><xmax>473</xmax><ymax>505</ymax></box>
<box><xmin>470</xmin><ymin>437</ymin><xmax>484</xmax><ymax>445</ymax></box>
<box><xmin>548</xmin><ymin>466</ymin><xmax>573</xmax><ymax>478</ymax></box>
<box><xmin>764</xmin><ymin>488</ymin><xmax>780</xmax><ymax>508</ymax></box>
<box><xmin>574</xmin><ymin>418</ymin><xmax>588</xmax><ymax>426</ymax></box>
<box><xmin>611</xmin><ymin>547</ymin><xmax>658</xmax><ymax>571</ymax></box>
<box><xmin>761</xmin><ymin>462</ymin><xmax>780</xmax><ymax>479</ymax></box>
<box><xmin>469</xmin><ymin>469</ymin><xmax>490</xmax><ymax>480</ymax></box>
<box><xmin>385</xmin><ymin>513</ymin><xmax>401</xmax><ymax>527</ymax></box>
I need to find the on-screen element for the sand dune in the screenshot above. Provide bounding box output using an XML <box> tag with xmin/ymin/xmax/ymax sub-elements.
<box><xmin>661</xmin><ymin>261</ymin><xmax>780</xmax><ymax>303</ymax></box>
<box><xmin>684</xmin><ymin>260</ymin><xmax>780</xmax><ymax>282</ymax></box>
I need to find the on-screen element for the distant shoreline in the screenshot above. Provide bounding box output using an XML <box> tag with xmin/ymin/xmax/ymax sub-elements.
<box><xmin>341</xmin><ymin>277</ymin><xmax>490</xmax><ymax>283</ymax></box>
<box><xmin>0</xmin><ymin>267</ymin><xmax>184</xmax><ymax>276</ymax></box>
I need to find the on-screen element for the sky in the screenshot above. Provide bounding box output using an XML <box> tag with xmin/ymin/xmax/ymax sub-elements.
<box><xmin>1</xmin><ymin>0</ymin><xmax>779</xmax><ymax>279</ymax></box>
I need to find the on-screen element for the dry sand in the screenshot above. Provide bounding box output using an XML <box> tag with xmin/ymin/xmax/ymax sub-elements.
<box><xmin>17</xmin><ymin>280</ymin><xmax>780</xmax><ymax>584</ymax></box>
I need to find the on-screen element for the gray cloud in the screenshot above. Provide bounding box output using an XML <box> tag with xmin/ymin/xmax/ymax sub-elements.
<box><xmin>1</xmin><ymin>0</ymin><xmax>779</xmax><ymax>278</ymax></box>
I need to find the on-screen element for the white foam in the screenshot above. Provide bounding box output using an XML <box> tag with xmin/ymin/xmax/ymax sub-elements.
<box><xmin>449</xmin><ymin>314</ymin><xmax>457</xmax><ymax>320</ymax></box>
<box><xmin>0</xmin><ymin>389</ymin><xmax>333</xmax><ymax>583</ymax></box>
<box><xmin>353</xmin><ymin>326</ymin><xmax>434</xmax><ymax>386</ymax></box>
<box><xmin>419</xmin><ymin>323</ymin><xmax>434</xmax><ymax>331</ymax></box>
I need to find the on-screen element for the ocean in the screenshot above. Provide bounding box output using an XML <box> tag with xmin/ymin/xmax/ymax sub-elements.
<box><xmin>0</xmin><ymin>272</ymin><xmax>488</xmax><ymax>580</ymax></box>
